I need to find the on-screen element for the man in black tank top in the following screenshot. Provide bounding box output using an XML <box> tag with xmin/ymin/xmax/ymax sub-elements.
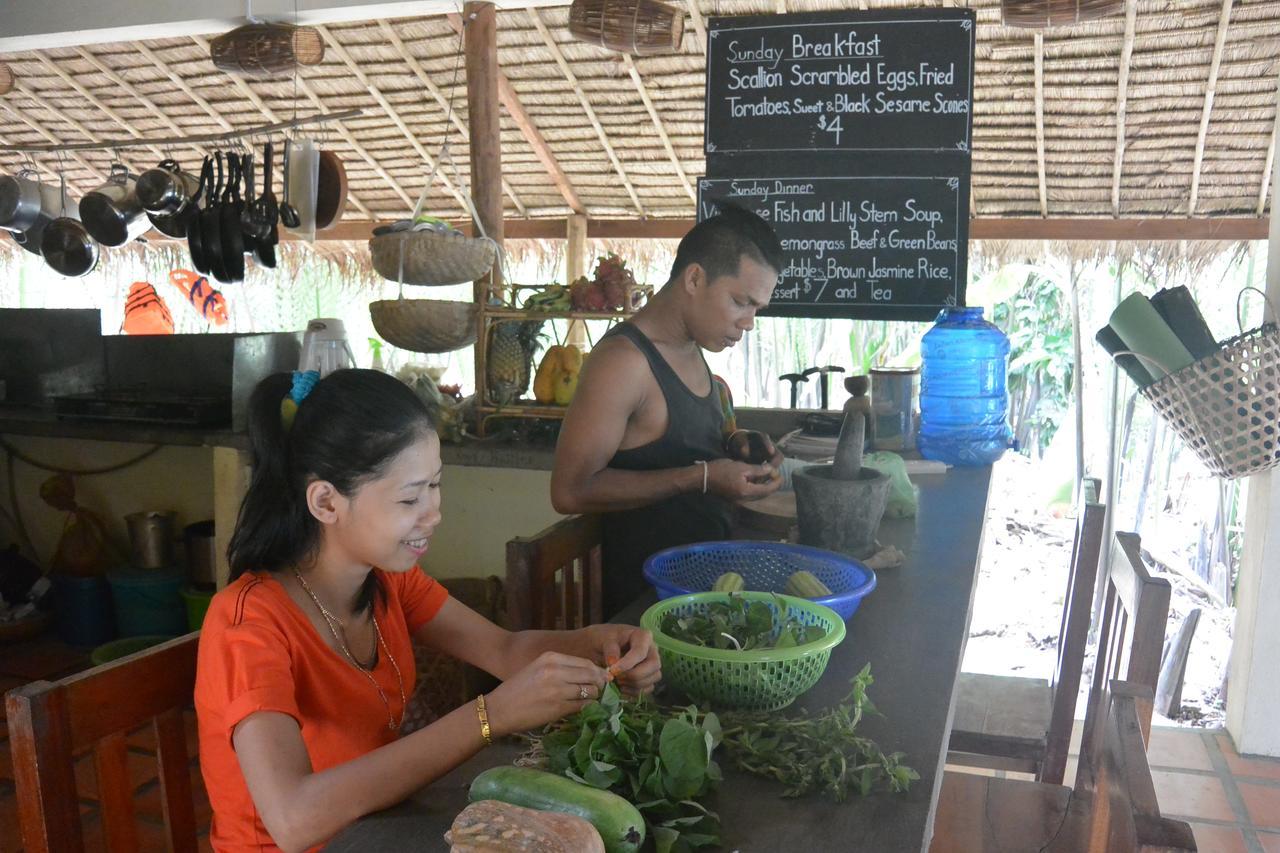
<box><xmin>551</xmin><ymin>206</ymin><xmax>787</xmax><ymax>617</ymax></box>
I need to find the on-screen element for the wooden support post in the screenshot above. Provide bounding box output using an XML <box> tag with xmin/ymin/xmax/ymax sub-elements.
<box><xmin>464</xmin><ymin>1</ymin><xmax>504</xmax><ymax>301</ymax></box>
<box><xmin>212</xmin><ymin>447</ymin><xmax>250</xmax><ymax>589</ymax></box>
<box><xmin>566</xmin><ymin>214</ymin><xmax>589</xmax><ymax>350</ymax></box>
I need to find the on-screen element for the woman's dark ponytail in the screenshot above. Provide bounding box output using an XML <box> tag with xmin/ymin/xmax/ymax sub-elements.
<box><xmin>227</xmin><ymin>369</ymin><xmax>436</xmax><ymax>611</ymax></box>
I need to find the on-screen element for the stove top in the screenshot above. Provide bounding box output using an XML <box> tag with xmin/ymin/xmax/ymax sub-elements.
<box><xmin>52</xmin><ymin>391</ymin><xmax>230</xmax><ymax>427</ymax></box>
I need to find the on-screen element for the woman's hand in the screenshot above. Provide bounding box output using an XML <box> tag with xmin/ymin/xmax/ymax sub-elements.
<box><xmin>484</xmin><ymin>651</ymin><xmax>610</xmax><ymax>737</ymax></box>
<box><xmin>586</xmin><ymin>624</ymin><xmax>662</xmax><ymax>696</ymax></box>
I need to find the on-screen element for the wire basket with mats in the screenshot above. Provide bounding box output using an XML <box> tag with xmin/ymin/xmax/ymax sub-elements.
<box><xmin>369</xmin><ymin>299</ymin><xmax>478</xmax><ymax>354</ymax></box>
<box><xmin>640</xmin><ymin>592</ymin><xmax>845</xmax><ymax>711</ymax></box>
<box><xmin>369</xmin><ymin>229</ymin><xmax>497</xmax><ymax>287</ymax></box>
<box><xmin>643</xmin><ymin>541</ymin><xmax>876</xmax><ymax>620</ymax></box>
<box><xmin>568</xmin><ymin>0</ymin><xmax>685</xmax><ymax>56</ymax></box>
<box><xmin>1136</xmin><ymin>322</ymin><xmax>1280</xmax><ymax>480</ymax></box>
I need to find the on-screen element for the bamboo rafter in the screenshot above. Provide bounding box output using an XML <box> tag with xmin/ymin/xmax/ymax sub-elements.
<box><xmin>1113</xmin><ymin>0</ymin><xmax>1138</xmax><ymax>217</ymax></box>
<box><xmin>1190</xmin><ymin>0</ymin><xmax>1235</xmax><ymax>215</ymax></box>
<box><xmin>1035</xmin><ymin>33</ymin><xmax>1047</xmax><ymax>218</ymax></box>
<box><xmin>621</xmin><ymin>54</ymin><xmax>696</xmax><ymax>203</ymax></box>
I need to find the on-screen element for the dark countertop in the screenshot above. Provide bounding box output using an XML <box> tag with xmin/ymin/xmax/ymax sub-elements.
<box><xmin>326</xmin><ymin>465</ymin><xmax>994</xmax><ymax>853</ymax></box>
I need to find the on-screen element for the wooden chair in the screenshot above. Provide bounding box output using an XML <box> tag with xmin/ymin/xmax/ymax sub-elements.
<box><xmin>950</xmin><ymin>477</ymin><xmax>1106</xmax><ymax>783</ymax></box>
<box><xmin>6</xmin><ymin>633</ymin><xmax>200</xmax><ymax>853</ymax></box>
<box><xmin>1079</xmin><ymin>531</ymin><xmax>1173</xmax><ymax>780</ymax></box>
<box><xmin>505</xmin><ymin>514</ymin><xmax>603</xmax><ymax>631</ymax></box>
<box><xmin>932</xmin><ymin>682</ymin><xmax>1196</xmax><ymax>853</ymax></box>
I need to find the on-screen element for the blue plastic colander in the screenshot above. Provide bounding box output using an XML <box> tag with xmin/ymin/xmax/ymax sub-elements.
<box><xmin>642</xmin><ymin>541</ymin><xmax>876</xmax><ymax>620</ymax></box>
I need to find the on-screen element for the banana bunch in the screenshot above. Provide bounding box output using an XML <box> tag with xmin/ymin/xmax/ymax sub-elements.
<box><xmin>523</xmin><ymin>284</ymin><xmax>572</xmax><ymax>313</ymax></box>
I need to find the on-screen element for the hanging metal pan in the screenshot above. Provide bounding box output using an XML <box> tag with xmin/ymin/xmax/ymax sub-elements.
<box><xmin>202</xmin><ymin>153</ymin><xmax>229</xmax><ymax>283</ymax></box>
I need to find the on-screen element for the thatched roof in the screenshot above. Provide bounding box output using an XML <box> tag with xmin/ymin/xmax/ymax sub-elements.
<box><xmin>1</xmin><ymin>0</ymin><xmax>1278</xmax><ymax>225</ymax></box>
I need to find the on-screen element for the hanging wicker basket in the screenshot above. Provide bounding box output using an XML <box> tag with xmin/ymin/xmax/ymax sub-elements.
<box><xmin>0</xmin><ymin>62</ymin><xmax>14</xmax><ymax>97</ymax></box>
<box><xmin>568</xmin><ymin>0</ymin><xmax>685</xmax><ymax>56</ymax></box>
<box><xmin>1001</xmin><ymin>0</ymin><xmax>1122</xmax><ymax>28</ymax></box>
<box><xmin>1138</xmin><ymin>323</ymin><xmax>1280</xmax><ymax>480</ymax></box>
<box><xmin>369</xmin><ymin>299</ymin><xmax>478</xmax><ymax>354</ymax></box>
<box><xmin>209</xmin><ymin>23</ymin><xmax>325</xmax><ymax>77</ymax></box>
<box><xmin>369</xmin><ymin>230</ymin><xmax>497</xmax><ymax>287</ymax></box>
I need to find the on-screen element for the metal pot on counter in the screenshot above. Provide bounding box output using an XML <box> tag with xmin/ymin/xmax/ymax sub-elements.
<box><xmin>80</xmin><ymin>163</ymin><xmax>152</xmax><ymax>247</ymax></box>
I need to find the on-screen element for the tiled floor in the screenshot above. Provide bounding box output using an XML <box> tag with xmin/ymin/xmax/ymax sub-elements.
<box><xmin>0</xmin><ymin>633</ymin><xmax>212</xmax><ymax>853</ymax></box>
<box><xmin>949</xmin><ymin>721</ymin><xmax>1280</xmax><ymax>853</ymax></box>
<box><xmin>6</xmin><ymin>633</ymin><xmax>1280</xmax><ymax>852</ymax></box>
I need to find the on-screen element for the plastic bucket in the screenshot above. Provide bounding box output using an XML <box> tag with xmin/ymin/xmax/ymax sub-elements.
<box><xmin>180</xmin><ymin>586</ymin><xmax>214</xmax><ymax>631</ymax></box>
<box><xmin>90</xmin><ymin>634</ymin><xmax>174</xmax><ymax>667</ymax></box>
<box><xmin>107</xmin><ymin>567</ymin><xmax>188</xmax><ymax>637</ymax></box>
<box><xmin>50</xmin><ymin>573</ymin><xmax>116</xmax><ymax>646</ymax></box>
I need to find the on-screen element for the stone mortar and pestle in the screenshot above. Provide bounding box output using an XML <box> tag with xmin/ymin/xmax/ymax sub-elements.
<box><xmin>791</xmin><ymin>379</ymin><xmax>891</xmax><ymax>558</ymax></box>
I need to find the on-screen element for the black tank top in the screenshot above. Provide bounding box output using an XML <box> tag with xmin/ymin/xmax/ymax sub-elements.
<box><xmin>599</xmin><ymin>323</ymin><xmax>731</xmax><ymax>617</ymax></box>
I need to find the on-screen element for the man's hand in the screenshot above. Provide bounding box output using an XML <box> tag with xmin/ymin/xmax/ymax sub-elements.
<box><xmin>706</xmin><ymin>457</ymin><xmax>782</xmax><ymax>501</ymax></box>
<box><xmin>726</xmin><ymin>429</ymin><xmax>785</xmax><ymax>471</ymax></box>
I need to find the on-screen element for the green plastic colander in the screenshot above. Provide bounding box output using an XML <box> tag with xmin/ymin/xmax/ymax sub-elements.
<box><xmin>640</xmin><ymin>592</ymin><xmax>846</xmax><ymax>711</ymax></box>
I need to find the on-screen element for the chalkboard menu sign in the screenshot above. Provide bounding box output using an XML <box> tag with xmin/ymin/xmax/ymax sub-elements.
<box><xmin>705</xmin><ymin>9</ymin><xmax>975</xmax><ymax>155</ymax></box>
<box><xmin>699</xmin><ymin>168</ymin><xmax>969</xmax><ymax>321</ymax></box>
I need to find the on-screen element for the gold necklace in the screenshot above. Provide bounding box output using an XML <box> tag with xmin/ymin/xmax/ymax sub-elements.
<box><xmin>292</xmin><ymin>568</ymin><xmax>406</xmax><ymax>731</ymax></box>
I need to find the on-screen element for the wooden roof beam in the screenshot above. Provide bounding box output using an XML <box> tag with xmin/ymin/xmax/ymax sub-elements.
<box><xmin>684</xmin><ymin>1</ymin><xmax>708</xmax><ymax>53</ymax></box>
<box><xmin>1034</xmin><ymin>34</ymin><xmax>1047</xmax><ymax>218</ymax></box>
<box><xmin>376</xmin><ymin>19</ymin><xmax>526</xmax><ymax>217</ymax></box>
<box><xmin>316</xmin><ymin>25</ymin><xmax>474</xmax><ymax>215</ymax></box>
<box><xmin>1257</xmin><ymin>71</ymin><xmax>1280</xmax><ymax>215</ymax></box>
<box><xmin>621</xmin><ymin>54</ymin><xmax>697</xmax><ymax>203</ymax></box>
<box><xmin>187</xmin><ymin>34</ymin><xmax>375</xmax><ymax>219</ymax></box>
<box><xmin>1112</xmin><ymin>0</ymin><xmax>1138</xmax><ymax>217</ymax></box>
<box><xmin>447</xmin><ymin>13</ymin><xmax>584</xmax><ymax>215</ymax></box>
<box><xmin>1189</xmin><ymin>0</ymin><xmax>1234</xmax><ymax>216</ymax></box>
<box><xmin>528</xmin><ymin>9</ymin><xmax>645</xmax><ymax>216</ymax></box>
<box><xmin>0</xmin><ymin>95</ymin><xmax>108</xmax><ymax>192</ymax></box>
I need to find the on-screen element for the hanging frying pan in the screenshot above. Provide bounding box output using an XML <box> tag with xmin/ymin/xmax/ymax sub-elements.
<box><xmin>202</xmin><ymin>152</ymin><xmax>229</xmax><ymax>283</ymax></box>
<box><xmin>255</xmin><ymin>141</ymin><xmax>278</xmax><ymax>269</ymax></box>
<box><xmin>187</xmin><ymin>157</ymin><xmax>212</xmax><ymax>274</ymax></box>
<box><xmin>220</xmin><ymin>152</ymin><xmax>245</xmax><ymax>282</ymax></box>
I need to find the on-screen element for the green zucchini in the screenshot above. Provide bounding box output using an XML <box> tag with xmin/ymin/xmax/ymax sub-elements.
<box><xmin>711</xmin><ymin>571</ymin><xmax>746</xmax><ymax>593</ymax></box>
<box><xmin>468</xmin><ymin>766</ymin><xmax>645</xmax><ymax>853</ymax></box>
<box><xmin>785</xmin><ymin>570</ymin><xmax>833</xmax><ymax>598</ymax></box>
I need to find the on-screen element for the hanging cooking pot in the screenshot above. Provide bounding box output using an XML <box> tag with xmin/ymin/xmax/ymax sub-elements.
<box><xmin>80</xmin><ymin>163</ymin><xmax>152</xmax><ymax>247</ymax></box>
<box><xmin>2</xmin><ymin>174</ymin><xmax>76</xmax><ymax>255</ymax></box>
<box><xmin>0</xmin><ymin>170</ymin><xmax>69</xmax><ymax>234</ymax></box>
<box><xmin>220</xmin><ymin>152</ymin><xmax>246</xmax><ymax>282</ymax></box>
<box><xmin>202</xmin><ymin>153</ymin><xmax>229</xmax><ymax>283</ymax></box>
<box><xmin>139</xmin><ymin>159</ymin><xmax>201</xmax><ymax>238</ymax></box>
<box><xmin>40</xmin><ymin>216</ymin><xmax>98</xmax><ymax>277</ymax></box>
<box><xmin>187</xmin><ymin>156</ymin><xmax>212</xmax><ymax>274</ymax></box>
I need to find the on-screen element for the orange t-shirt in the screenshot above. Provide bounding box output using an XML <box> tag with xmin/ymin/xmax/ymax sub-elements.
<box><xmin>195</xmin><ymin>567</ymin><xmax>449</xmax><ymax>852</ymax></box>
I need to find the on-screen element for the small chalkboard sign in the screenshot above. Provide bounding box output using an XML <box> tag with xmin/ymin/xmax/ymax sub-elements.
<box><xmin>705</xmin><ymin>9</ymin><xmax>974</xmax><ymax>156</ymax></box>
<box><xmin>698</xmin><ymin>168</ymin><xmax>969</xmax><ymax>321</ymax></box>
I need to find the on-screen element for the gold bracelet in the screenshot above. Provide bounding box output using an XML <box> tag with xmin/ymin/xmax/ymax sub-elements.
<box><xmin>475</xmin><ymin>694</ymin><xmax>493</xmax><ymax>746</ymax></box>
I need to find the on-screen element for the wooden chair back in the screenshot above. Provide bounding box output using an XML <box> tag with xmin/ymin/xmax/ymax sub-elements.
<box><xmin>506</xmin><ymin>514</ymin><xmax>603</xmax><ymax>631</ymax></box>
<box><xmin>5</xmin><ymin>633</ymin><xmax>200</xmax><ymax>853</ymax></box>
<box><xmin>1084</xmin><ymin>681</ymin><xmax>1197</xmax><ymax>852</ymax></box>
<box><xmin>1081</xmin><ymin>532</ymin><xmax>1172</xmax><ymax>778</ymax></box>
<box><xmin>1041</xmin><ymin>476</ymin><xmax>1107</xmax><ymax>783</ymax></box>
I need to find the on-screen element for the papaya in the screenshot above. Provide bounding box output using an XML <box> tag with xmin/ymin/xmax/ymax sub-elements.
<box><xmin>533</xmin><ymin>346</ymin><xmax>565</xmax><ymax>404</ymax></box>
<box><xmin>554</xmin><ymin>369</ymin><xmax>579</xmax><ymax>405</ymax></box>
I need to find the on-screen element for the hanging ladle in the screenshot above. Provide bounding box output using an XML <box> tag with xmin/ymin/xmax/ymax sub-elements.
<box><xmin>279</xmin><ymin>139</ymin><xmax>301</xmax><ymax>229</ymax></box>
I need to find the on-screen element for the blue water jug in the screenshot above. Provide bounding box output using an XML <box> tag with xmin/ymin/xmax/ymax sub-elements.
<box><xmin>918</xmin><ymin>306</ymin><xmax>1013</xmax><ymax>466</ymax></box>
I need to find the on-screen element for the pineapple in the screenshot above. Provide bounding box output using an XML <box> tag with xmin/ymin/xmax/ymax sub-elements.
<box><xmin>486</xmin><ymin>319</ymin><xmax>544</xmax><ymax>405</ymax></box>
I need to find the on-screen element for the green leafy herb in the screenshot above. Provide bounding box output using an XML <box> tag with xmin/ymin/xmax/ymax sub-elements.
<box><xmin>717</xmin><ymin>663</ymin><xmax>920</xmax><ymax>800</ymax></box>
<box><xmin>659</xmin><ymin>593</ymin><xmax>827</xmax><ymax>651</ymax></box>
<box><xmin>532</xmin><ymin>683</ymin><xmax>723</xmax><ymax>853</ymax></box>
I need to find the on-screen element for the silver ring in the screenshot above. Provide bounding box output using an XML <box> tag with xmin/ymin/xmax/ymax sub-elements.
<box><xmin>579</xmin><ymin>686</ymin><xmax>590</xmax><ymax>700</ymax></box>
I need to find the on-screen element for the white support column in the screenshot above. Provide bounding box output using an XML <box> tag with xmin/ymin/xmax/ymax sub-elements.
<box><xmin>1226</xmin><ymin>143</ymin><xmax>1280</xmax><ymax>757</ymax></box>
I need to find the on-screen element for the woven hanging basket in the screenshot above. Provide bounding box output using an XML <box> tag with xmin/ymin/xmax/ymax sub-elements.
<box><xmin>1139</xmin><ymin>323</ymin><xmax>1280</xmax><ymax>480</ymax></box>
<box><xmin>369</xmin><ymin>230</ymin><xmax>497</xmax><ymax>287</ymax></box>
<box><xmin>0</xmin><ymin>62</ymin><xmax>13</xmax><ymax>97</ymax></box>
<box><xmin>209</xmin><ymin>23</ymin><xmax>325</xmax><ymax>77</ymax></box>
<box><xmin>568</xmin><ymin>0</ymin><xmax>685</xmax><ymax>56</ymax></box>
<box><xmin>369</xmin><ymin>299</ymin><xmax>478</xmax><ymax>354</ymax></box>
<box><xmin>1001</xmin><ymin>0</ymin><xmax>1122</xmax><ymax>27</ymax></box>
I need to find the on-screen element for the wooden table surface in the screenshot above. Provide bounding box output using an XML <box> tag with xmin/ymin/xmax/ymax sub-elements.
<box><xmin>326</xmin><ymin>466</ymin><xmax>993</xmax><ymax>853</ymax></box>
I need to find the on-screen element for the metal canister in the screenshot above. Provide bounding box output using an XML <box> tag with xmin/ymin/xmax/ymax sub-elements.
<box><xmin>870</xmin><ymin>367</ymin><xmax>920</xmax><ymax>452</ymax></box>
<box><xmin>125</xmin><ymin>510</ymin><xmax>177</xmax><ymax>569</ymax></box>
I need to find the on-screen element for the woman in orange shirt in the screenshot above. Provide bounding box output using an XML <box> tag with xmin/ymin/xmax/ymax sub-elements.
<box><xmin>195</xmin><ymin>369</ymin><xmax>660</xmax><ymax>852</ymax></box>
